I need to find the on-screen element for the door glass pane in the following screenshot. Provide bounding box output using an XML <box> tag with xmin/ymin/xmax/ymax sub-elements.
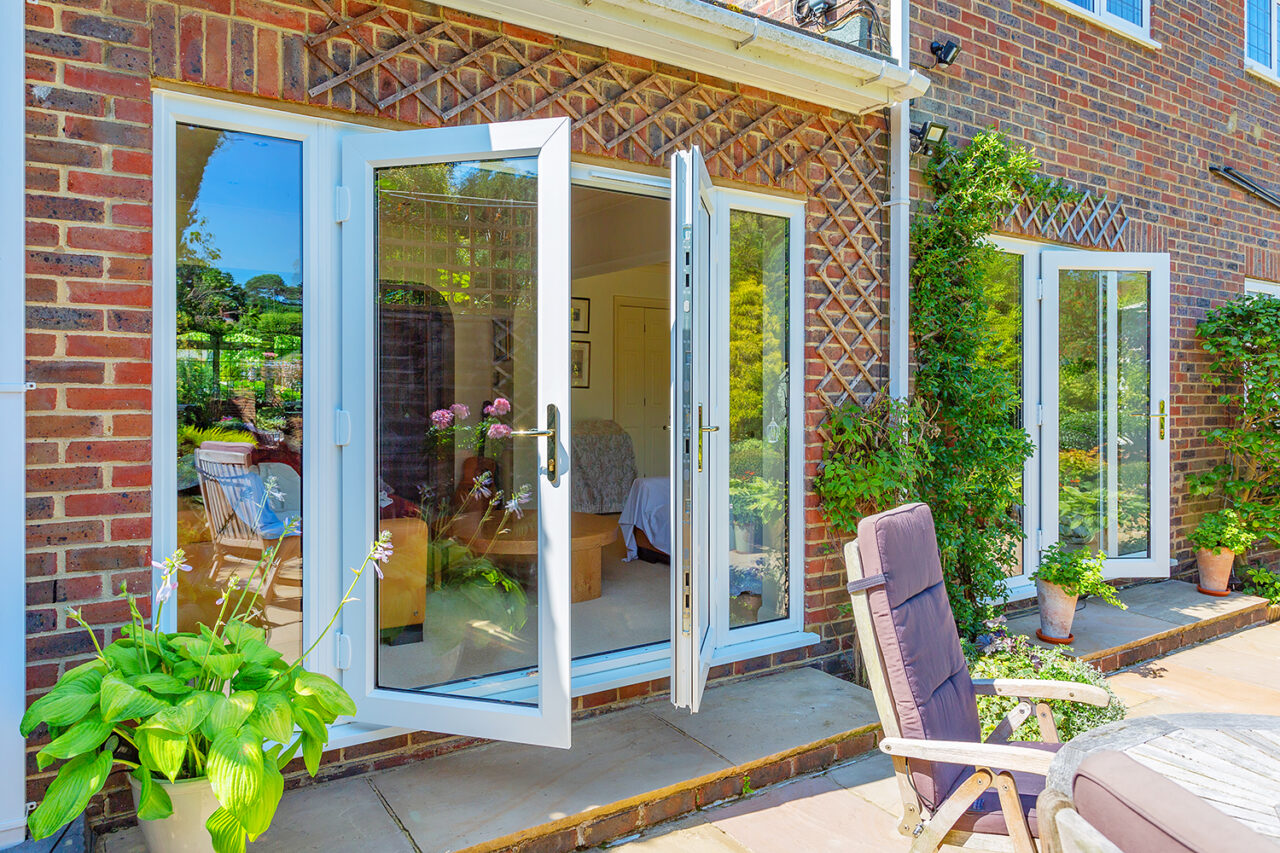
<box><xmin>1247</xmin><ymin>0</ymin><xmax>1271</xmax><ymax>65</ymax></box>
<box><xmin>174</xmin><ymin>124</ymin><xmax>304</xmax><ymax>660</ymax></box>
<box><xmin>984</xmin><ymin>251</ymin><xmax>1024</xmax><ymax>577</ymax></box>
<box><xmin>1058</xmin><ymin>269</ymin><xmax>1151</xmax><ymax>559</ymax></box>
<box><xmin>374</xmin><ymin>158</ymin><xmax>540</xmax><ymax>703</ymax></box>
<box><xmin>727</xmin><ymin>210</ymin><xmax>790</xmax><ymax>628</ymax></box>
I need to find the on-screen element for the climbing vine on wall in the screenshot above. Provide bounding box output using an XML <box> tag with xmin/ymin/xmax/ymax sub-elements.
<box><xmin>911</xmin><ymin>131</ymin><xmax>1079</xmax><ymax>636</ymax></box>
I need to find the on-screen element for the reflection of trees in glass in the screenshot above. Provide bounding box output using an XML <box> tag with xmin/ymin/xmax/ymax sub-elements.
<box><xmin>727</xmin><ymin>210</ymin><xmax>789</xmax><ymax>627</ymax></box>
<box><xmin>1056</xmin><ymin>270</ymin><xmax>1150</xmax><ymax>555</ymax></box>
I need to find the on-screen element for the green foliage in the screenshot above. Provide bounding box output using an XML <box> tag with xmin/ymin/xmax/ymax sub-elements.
<box><xmin>1242</xmin><ymin>566</ymin><xmax>1280</xmax><ymax>604</ymax></box>
<box><xmin>729</xmin><ymin>474</ymin><xmax>786</xmax><ymax>526</ymax></box>
<box><xmin>1188</xmin><ymin>508</ymin><xmax>1257</xmax><ymax>555</ymax></box>
<box><xmin>176</xmin><ymin>425</ymin><xmax>256</xmax><ymax>456</ymax></box>
<box><xmin>966</xmin><ymin>619</ymin><xmax>1125</xmax><ymax>742</ymax></box>
<box><xmin>911</xmin><ymin>131</ymin><xmax>1074</xmax><ymax>635</ymax></box>
<box><xmin>1032</xmin><ymin>544</ymin><xmax>1126</xmax><ymax>609</ymax></box>
<box><xmin>1188</xmin><ymin>295</ymin><xmax>1280</xmax><ymax>545</ymax></box>
<box><xmin>814</xmin><ymin>395</ymin><xmax>933</xmax><ymax>534</ymax></box>
<box><xmin>22</xmin><ymin>533</ymin><xmax>384</xmax><ymax>850</ymax></box>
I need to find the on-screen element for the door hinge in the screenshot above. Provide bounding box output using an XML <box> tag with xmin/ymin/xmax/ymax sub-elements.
<box><xmin>335</xmin><ymin>632</ymin><xmax>352</xmax><ymax>671</ymax></box>
<box><xmin>335</xmin><ymin>409</ymin><xmax>352</xmax><ymax>447</ymax></box>
<box><xmin>1036</xmin><ymin>277</ymin><xmax>1044</xmax><ymax>300</ymax></box>
<box><xmin>1035</xmin><ymin>529</ymin><xmax>1044</xmax><ymax>554</ymax></box>
<box><xmin>335</xmin><ymin>186</ymin><xmax>351</xmax><ymax>224</ymax></box>
<box><xmin>1036</xmin><ymin>403</ymin><xmax>1044</xmax><ymax>427</ymax></box>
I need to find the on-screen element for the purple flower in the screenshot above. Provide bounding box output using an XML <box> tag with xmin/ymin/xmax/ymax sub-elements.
<box><xmin>450</xmin><ymin>403</ymin><xmax>470</xmax><ymax>421</ymax></box>
<box><xmin>504</xmin><ymin>497</ymin><xmax>524</xmax><ymax>519</ymax></box>
<box><xmin>430</xmin><ymin>409</ymin><xmax>454</xmax><ymax>428</ymax></box>
<box><xmin>490</xmin><ymin>397</ymin><xmax>511</xmax><ymax>416</ymax></box>
<box><xmin>487</xmin><ymin>423</ymin><xmax>512</xmax><ymax>440</ymax></box>
<box><xmin>156</xmin><ymin>576</ymin><xmax>178</xmax><ymax>604</ymax></box>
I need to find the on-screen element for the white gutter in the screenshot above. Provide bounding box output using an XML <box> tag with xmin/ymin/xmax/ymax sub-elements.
<box><xmin>448</xmin><ymin>0</ymin><xmax>929</xmax><ymax>113</ymax></box>
<box><xmin>886</xmin><ymin>0</ymin><xmax>911</xmax><ymax>399</ymax></box>
<box><xmin>1</xmin><ymin>0</ymin><xmax>30</xmax><ymax>846</ymax></box>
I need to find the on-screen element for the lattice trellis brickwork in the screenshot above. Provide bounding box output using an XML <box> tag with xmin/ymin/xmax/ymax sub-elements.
<box><xmin>998</xmin><ymin>184</ymin><xmax>1132</xmax><ymax>249</ymax></box>
<box><xmin>300</xmin><ymin>0</ymin><xmax>887</xmax><ymax>407</ymax></box>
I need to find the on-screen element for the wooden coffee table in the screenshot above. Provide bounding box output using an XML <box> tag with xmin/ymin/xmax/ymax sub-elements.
<box><xmin>451</xmin><ymin>511</ymin><xmax>619</xmax><ymax>603</ymax></box>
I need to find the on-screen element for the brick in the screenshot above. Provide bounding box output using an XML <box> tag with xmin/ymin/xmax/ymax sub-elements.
<box><xmin>66</xmin><ymin>545</ymin><xmax>149</xmax><ymax>574</ymax></box>
<box><xmin>639</xmin><ymin>789</ymin><xmax>696</xmax><ymax>825</ymax></box>
<box><xmin>66</xmin><ymin>388</ymin><xmax>150</xmax><ymax>411</ymax></box>
<box><xmin>26</xmin><ymin>138</ymin><xmax>102</xmax><ymax>168</ymax></box>
<box><xmin>26</xmin><ymin>305</ymin><xmax>103</xmax><ymax>332</ymax></box>
<box><xmin>109</xmin><ymin>203</ymin><xmax>151</xmax><ymax>228</ymax></box>
<box><xmin>26</xmin><ymin>360</ymin><xmax>105</xmax><ymax>385</ymax></box>
<box><xmin>26</xmin><ymin>631</ymin><xmax>100</xmax><ymax>662</ymax></box>
<box><xmin>110</xmin><ymin>516</ymin><xmax>150</xmax><ymax>540</ymax></box>
<box><xmin>63</xmin><ymin>66</ymin><xmax>150</xmax><ymax>100</ymax></box>
<box><xmin>107</xmin><ymin>309</ymin><xmax>149</xmax><ymax>333</ymax></box>
<box><xmin>67</xmin><ymin>226</ymin><xmax>150</xmax><ymax>254</ymax></box>
<box><xmin>62</xmin><ymin>11</ymin><xmax>150</xmax><ymax>47</ymax></box>
<box><xmin>26</xmin><ymin>520</ymin><xmax>104</xmax><ymax>549</ymax></box>
<box><xmin>580</xmin><ymin>807</ymin><xmax>641</xmax><ymax>847</ymax></box>
<box><xmin>65</xmin><ymin>334</ymin><xmax>149</xmax><ymax>359</ymax></box>
<box><xmin>27</xmin><ymin>416</ymin><xmax>105</xmax><ymax>441</ymax></box>
<box><xmin>27</xmin><ymin>252</ymin><xmax>103</xmax><ymax>278</ymax></box>
<box><xmin>111</xmin><ymin>362</ymin><xmax>150</xmax><ymax>384</ymax></box>
<box><xmin>67</xmin><ymin>170</ymin><xmax>150</xmax><ymax>200</ymax></box>
<box><xmin>25</xmin><ymin>31</ymin><xmax>102</xmax><ymax>63</ymax></box>
<box><xmin>67</xmin><ymin>281</ymin><xmax>150</xmax><ymax>307</ymax></box>
<box><xmin>109</xmin><ymin>465</ymin><xmax>151</xmax><ymax>487</ymax></box>
<box><xmin>27</xmin><ymin>194</ymin><xmax>105</xmax><ymax>223</ymax></box>
<box><xmin>26</xmin><ymin>85</ymin><xmax>106</xmax><ymax>117</ymax></box>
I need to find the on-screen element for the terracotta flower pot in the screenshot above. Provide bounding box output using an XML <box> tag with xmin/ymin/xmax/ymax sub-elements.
<box><xmin>1036</xmin><ymin>579</ymin><xmax>1079</xmax><ymax>644</ymax></box>
<box><xmin>129</xmin><ymin>776</ymin><xmax>219</xmax><ymax>853</ymax></box>
<box><xmin>1195</xmin><ymin>547</ymin><xmax>1235</xmax><ymax>596</ymax></box>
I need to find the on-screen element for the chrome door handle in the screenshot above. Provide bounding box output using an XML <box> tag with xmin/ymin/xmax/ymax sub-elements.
<box><xmin>510</xmin><ymin>403</ymin><xmax>558</xmax><ymax>482</ymax></box>
<box><xmin>1148</xmin><ymin>400</ymin><xmax>1166</xmax><ymax>440</ymax></box>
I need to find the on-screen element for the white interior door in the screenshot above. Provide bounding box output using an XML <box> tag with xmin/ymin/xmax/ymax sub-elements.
<box><xmin>1041</xmin><ymin>251</ymin><xmax>1170</xmax><ymax>578</ymax></box>
<box><xmin>339</xmin><ymin>118</ymin><xmax>573</xmax><ymax>747</ymax></box>
<box><xmin>670</xmin><ymin>147</ymin><xmax>718</xmax><ymax>712</ymax></box>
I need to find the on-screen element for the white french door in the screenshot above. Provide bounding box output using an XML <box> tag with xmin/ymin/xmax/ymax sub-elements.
<box><xmin>1040</xmin><ymin>251</ymin><xmax>1171</xmax><ymax>578</ymax></box>
<box><xmin>338</xmin><ymin>118</ymin><xmax>573</xmax><ymax>748</ymax></box>
<box><xmin>670</xmin><ymin>148</ymin><xmax>719</xmax><ymax>712</ymax></box>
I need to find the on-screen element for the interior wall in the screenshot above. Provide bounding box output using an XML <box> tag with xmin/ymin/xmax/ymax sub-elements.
<box><xmin>570</xmin><ymin>264</ymin><xmax>668</xmax><ymax>423</ymax></box>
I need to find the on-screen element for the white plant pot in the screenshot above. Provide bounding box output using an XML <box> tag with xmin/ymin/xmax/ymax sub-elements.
<box><xmin>760</xmin><ymin>573</ymin><xmax>782</xmax><ymax>622</ymax></box>
<box><xmin>129</xmin><ymin>776</ymin><xmax>219</xmax><ymax>853</ymax></box>
<box><xmin>732</xmin><ymin>522</ymin><xmax>755</xmax><ymax>553</ymax></box>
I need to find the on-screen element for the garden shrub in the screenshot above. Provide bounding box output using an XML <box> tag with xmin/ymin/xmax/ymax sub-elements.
<box><xmin>966</xmin><ymin>618</ymin><xmax>1125</xmax><ymax>742</ymax></box>
<box><xmin>1189</xmin><ymin>295</ymin><xmax>1280</xmax><ymax>545</ymax></box>
<box><xmin>910</xmin><ymin>132</ymin><xmax>1076</xmax><ymax>635</ymax></box>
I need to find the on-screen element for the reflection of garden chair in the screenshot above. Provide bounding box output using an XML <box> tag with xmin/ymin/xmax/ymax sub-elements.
<box><xmin>844</xmin><ymin>503</ymin><xmax>1111</xmax><ymax>853</ymax></box>
<box><xmin>193</xmin><ymin>442</ymin><xmax>300</xmax><ymax>603</ymax></box>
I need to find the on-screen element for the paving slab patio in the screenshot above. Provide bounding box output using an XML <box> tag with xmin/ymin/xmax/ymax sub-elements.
<box><xmin>1005</xmin><ymin>579</ymin><xmax>1265</xmax><ymax>658</ymax></box>
<box><xmin>601</xmin><ymin>619</ymin><xmax>1280</xmax><ymax>853</ymax></box>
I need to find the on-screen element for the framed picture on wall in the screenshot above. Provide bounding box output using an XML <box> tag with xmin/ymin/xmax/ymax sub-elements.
<box><xmin>570</xmin><ymin>341</ymin><xmax>591</xmax><ymax>388</ymax></box>
<box><xmin>570</xmin><ymin>297</ymin><xmax>590</xmax><ymax>333</ymax></box>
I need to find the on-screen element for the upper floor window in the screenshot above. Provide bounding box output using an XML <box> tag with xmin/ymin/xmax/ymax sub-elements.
<box><xmin>1247</xmin><ymin>278</ymin><xmax>1280</xmax><ymax>297</ymax></box>
<box><xmin>1050</xmin><ymin>0</ymin><xmax>1153</xmax><ymax>45</ymax></box>
<box><xmin>1247</xmin><ymin>0</ymin><xmax>1280</xmax><ymax>78</ymax></box>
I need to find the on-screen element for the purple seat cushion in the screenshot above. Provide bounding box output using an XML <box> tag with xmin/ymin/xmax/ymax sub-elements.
<box><xmin>952</xmin><ymin>742</ymin><xmax>1063</xmax><ymax>838</ymax></box>
<box><xmin>857</xmin><ymin>503</ymin><xmax>982</xmax><ymax>811</ymax></box>
<box><xmin>1073</xmin><ymin>750</ymin><xmax>1280</xmax><ymax>853</ymax></box>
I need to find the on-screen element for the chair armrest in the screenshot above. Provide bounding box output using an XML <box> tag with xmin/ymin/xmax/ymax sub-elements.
<box><xmin>972</xmin><ymin>678</ymin><xmax>1111</xmax><ymax>707</ymax></box>
<box><xmin>879</xmin><ymin>737</ymin><xmax>1055</xmax><ymax>775</ymax></box>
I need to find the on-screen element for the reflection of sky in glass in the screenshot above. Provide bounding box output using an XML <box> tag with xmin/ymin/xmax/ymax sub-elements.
<box><xmin>180</xmin><ymin>128</ymin><xmax>303</xmax><ymax>286</ymax></box>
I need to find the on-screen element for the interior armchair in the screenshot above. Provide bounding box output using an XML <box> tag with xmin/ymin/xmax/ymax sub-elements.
<box><xmin>844</xmin><ymin>503</ymin><xmax>1111</xmax><ymax>853</ymax></box>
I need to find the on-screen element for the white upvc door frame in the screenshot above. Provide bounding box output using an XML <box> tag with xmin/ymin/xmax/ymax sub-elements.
<box><xmin>338</xmin><ymin>117</ymin><xmax>574</xmax><ymax>748</ymax></box>
<box><xmin>2</xmin><ymin>0</ymin><xmax>29</xmax><ymax>841</ymax></box>
<box><xmin>1040</xmin><ymin>250</ymin><xmax>1171</xmax><ymax>580</ymax></box>
<box><xmin>150</xmin><ymin>90</ymin><xmax>351</xmax><ymax>677</ymax></box>
<box><xmin>670</xmin><ymin>146</ymin><xmax>718</xmax><ymax>712</ymax></box>
<box><xmin>710</xmin><ymin>189</ymin><xmax>810</xmax><ymax>650</ymax></box>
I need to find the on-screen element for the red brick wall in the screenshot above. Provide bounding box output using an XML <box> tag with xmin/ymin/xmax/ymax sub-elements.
<box><xmin>910</xmin><ymin>0</ymin><xmax>1280</xmax><ymax>566</ymax></box>
<box><xmin>24</xmin><ymin>0</ymin><xmax>884</xmax><ymax>830</ymax></box>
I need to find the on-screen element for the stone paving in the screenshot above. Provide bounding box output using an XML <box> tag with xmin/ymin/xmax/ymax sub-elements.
<box><xmin>597</xmin><ymin>619</ymin><xmax>1280</xmax><ymax>852</ymax></box>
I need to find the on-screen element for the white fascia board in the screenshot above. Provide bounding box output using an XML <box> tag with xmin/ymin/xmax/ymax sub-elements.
<box><xmin>446</xmin><ymin>0</ymin><xmax>930</xmax><ymax>113</ymax></box>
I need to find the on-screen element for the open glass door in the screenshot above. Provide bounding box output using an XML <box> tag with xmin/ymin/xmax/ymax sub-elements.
<box><xmin>670</xmin><ymin>147</ymin><xmax>718</xmax><ymax>711</ymax></box>
<box><xmin>1041</xmin><ymin>251</ymin><xmax>1170</xmax><ymax>578</ymax></box>
<box><xmin>339</xmin><ymin>118</ymin><xmax>573</xmax><ymax>748</ymax></box>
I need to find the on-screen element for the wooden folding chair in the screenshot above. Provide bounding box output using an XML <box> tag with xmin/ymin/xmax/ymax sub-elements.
<box><xmin>845</xmin><ymin>503</ymin><xmax>1111</xmax><ymax>853</ymax></box>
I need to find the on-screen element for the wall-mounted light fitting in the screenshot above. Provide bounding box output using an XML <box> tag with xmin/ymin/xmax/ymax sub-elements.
<box><xmin>930</xmin><ymin>39</ymin><xmax>962</xmax><ymax>67</ymax></box>
<box><xmin>909</xmin><ymin>120</ymin><xmax>949</xmax><ymax>156</ymax></box>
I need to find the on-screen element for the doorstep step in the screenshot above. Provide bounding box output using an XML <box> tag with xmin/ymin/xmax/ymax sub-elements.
<box><xmin>95</xmin><ymin>667</ymin><xmax>883</xmax><ymax>853</ymax></box>
<box><xmin>1008</xmin><ymin>580</ymin><xmax>1270</xmax><ymax>674</ymax></box>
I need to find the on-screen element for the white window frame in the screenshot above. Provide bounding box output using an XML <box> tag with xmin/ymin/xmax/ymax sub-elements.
<box><xmin>1244</xmin><ymin>0</ymin><xmax>1280</xmax><ymax>83</ymax></box>
<box><xmin>1041</xmin><ymin>0</ymin><xmax>1161</xmax><ymax>49</ymax></box>
<box><xmin>151</xmin><ymin>92</ymin><xmax>816</xmax><ymax>750</ymax></box>
<box><xmin>1246</xmin><ymin>277</ymin><xmax>1280</xmax><ymax>297</ymax></box>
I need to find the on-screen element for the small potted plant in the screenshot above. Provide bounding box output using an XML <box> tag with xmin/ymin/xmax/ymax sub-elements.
<box><xmin>21</xmin><ymin>526</ymin><xmax>392</xmax><ymax>852</ymax></box>
<box><xmin>1031</xmin><ymin>544</ymin><xmax>1127</xmax><ymax>644</ymax></box>
<box><xmin>1188</xmin><ymin>509</ymin><xmax>1255</xmax><ymax>596</ymax></box>
<box><xmin>729</xmin><ymin>475</ymin><xmax>759</xmax><ymax>552</ymax></box>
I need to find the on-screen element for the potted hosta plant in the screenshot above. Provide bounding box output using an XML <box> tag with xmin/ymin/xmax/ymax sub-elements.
<box><xmin>1031</xmin><ymin>544</ymin><xmax>1126</xmax><ymax>644</ymax></box>
<box><xmin>1188</xmin><ymin>509</ymin><xmax>1256</xmax><ymax>596</ymax></box>
<box><xmin>21</xmin><ymin>526</ymin><xmax>393</xmax><ymax>852</ymax></box>
<box><xmin>728</xmin><ymin>476</ymin><xmax>759</xmax><ymax>553</ymax></box>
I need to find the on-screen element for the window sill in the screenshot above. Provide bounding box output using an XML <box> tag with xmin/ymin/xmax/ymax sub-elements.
<box><xmin>1246</xmin><ymin>63</ymin><xmax>1280</xmax><ymax>89</ymax></box>
<box><xmin>1039</xmin><ymin>0</ymin><xmax>1162</xmax><ymax>50</ymax></box>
